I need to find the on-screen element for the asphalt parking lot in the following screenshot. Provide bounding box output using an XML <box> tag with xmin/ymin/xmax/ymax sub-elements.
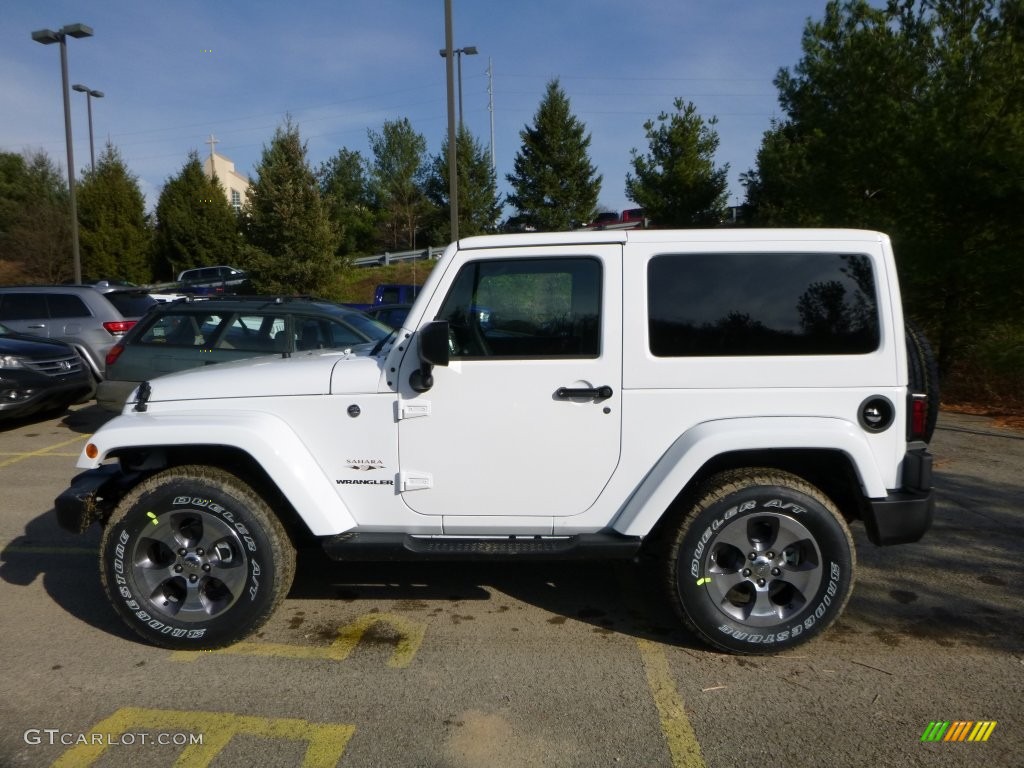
<box><xmin>1</xmin><ymin>405</ymin><xmax>1021</xmax><ymax>767</ymax></box>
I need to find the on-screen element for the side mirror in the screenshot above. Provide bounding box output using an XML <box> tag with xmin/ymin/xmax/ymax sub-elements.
<box><xmin>409</xmin><ymin>321</ymin><xmax>449</xmax><ymax>393</ymax></box>
<box><xmin>418</xmin><ymin>321</ymin><xmax>449</xmax><ymax>367</ymax></box>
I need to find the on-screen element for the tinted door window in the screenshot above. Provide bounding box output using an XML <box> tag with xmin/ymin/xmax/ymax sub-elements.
<box><xmin>0</xmin><ymin>294</ymin><xmax>48</xmax><ymax>321</ymax></box>
<box><xmin>437</xmin><ymin>258</ymin><xmax>602</xmax><ymax>359</ymax></box>
<box><xmin>648</xmin><ymin>252</ymin><xmax>879</xmax><ymax>356</ymax></box>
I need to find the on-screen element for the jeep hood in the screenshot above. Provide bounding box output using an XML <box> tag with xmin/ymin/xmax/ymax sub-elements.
<box><xmin>135</xmin><ymin>350</ymin><xmax>384</xmax><ymax>404</ymax></box>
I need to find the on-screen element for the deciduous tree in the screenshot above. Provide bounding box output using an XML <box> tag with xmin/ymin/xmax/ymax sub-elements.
<box><xmin>367</xmin><ymin>118</ymin><xmax>430</xmax><ymax>250</ymax></box>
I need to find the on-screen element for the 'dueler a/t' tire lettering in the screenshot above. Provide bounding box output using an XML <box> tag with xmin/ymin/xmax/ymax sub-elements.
<box><xmin>665</xmin><ymin>469</ymin><xmax>855</xmax><ymax>654</ymax></box>
<box><xmin>99</xmin><ymin>466</ymin><xmax>295</xmax><ymax>650</ymax></box>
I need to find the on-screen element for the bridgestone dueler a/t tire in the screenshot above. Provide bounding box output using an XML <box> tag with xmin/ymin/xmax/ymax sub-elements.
<box><xmin>665</xmin><ymin>469</ymin><xmax>855</xmax><ymax>655</ymax></box>
<box><xmin>100</xmin><ymin>466</ymin><xmax>295</xmax><ymax>650</ymax></box>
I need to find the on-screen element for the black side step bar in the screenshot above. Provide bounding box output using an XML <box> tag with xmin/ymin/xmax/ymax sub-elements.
<box><xmin>321</xmin><ymin>532</ymin><xmax>642</xmax><ymax>562</ymax></box>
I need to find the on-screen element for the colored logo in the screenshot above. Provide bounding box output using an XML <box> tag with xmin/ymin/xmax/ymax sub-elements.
<box><xmin>920</xmin><ymin>721</ymin><xmax>997</xmax><ymax>742</ymax></box>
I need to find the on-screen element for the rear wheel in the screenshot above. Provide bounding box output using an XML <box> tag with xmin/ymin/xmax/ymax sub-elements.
<box><xmin>664</xmin><ymin>469</ymin><xmax>855</xmax><ymax>654</ymax></box>
<box><xmin>100</xmin><ymin>465</ymin><xmax>295</xmax><ymax>649</ymax></box>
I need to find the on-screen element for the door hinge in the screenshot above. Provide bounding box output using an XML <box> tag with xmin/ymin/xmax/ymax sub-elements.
<box><xmin>398</xmin><ymin>400</ymin><xmax>431</xmax><ymax>420</ymax></box>
<box><xmin>400</xmin><ymin>471</ymin><xmax>433</xmax><ymax>492</ymax></box>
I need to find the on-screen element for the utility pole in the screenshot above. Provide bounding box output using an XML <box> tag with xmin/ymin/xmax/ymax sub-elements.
<box><xmin>487</xmin><ymin>57</ymin><xmax>495</xmax><ymax>173</ymax></box>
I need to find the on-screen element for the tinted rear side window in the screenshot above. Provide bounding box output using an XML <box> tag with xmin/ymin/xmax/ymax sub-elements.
<box><xmin>105</xmin><ymin>292</ymin><xmax>156</xmax><ymax>318</ymax></box>
<box><xmin>46</xmin><ymin>294</ymin><xmax>92</xmax><ymax>318</ymax></box>
<box><xmin>648</xmin><ymin>252</ymin><xmax>879</xmax><ymax>356</ymax></box>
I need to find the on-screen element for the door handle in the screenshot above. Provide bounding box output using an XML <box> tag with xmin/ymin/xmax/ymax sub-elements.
<box><xmin>555</xmin><ymin>385</ymin><xmax>613</xmax><ymax>400</ymax></box>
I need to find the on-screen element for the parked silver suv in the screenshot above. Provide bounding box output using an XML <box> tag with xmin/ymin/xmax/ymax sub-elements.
<box><xmin>0</xmin><ymin>285</ymin><xmax>154</xmax><ymax>380</ymax></box>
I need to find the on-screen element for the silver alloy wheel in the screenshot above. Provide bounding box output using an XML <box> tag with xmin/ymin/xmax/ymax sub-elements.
<box><xmin>129</xmin><ymin>509</ymin><xmax>249</xmax><ymax>622</ymax></box>
<box><xmin>703</xmin><ymin>511</ymin><xmax>823</xmax><ymax>626</ymax></box>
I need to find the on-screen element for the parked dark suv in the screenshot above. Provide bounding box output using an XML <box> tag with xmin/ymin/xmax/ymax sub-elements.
<box><xmin>0</xmin><ymin>322</ymin><xmax>93</xmax><ymax>421</ymax></box>
<box><xmin>96</xmin><ymin>295</ymin><xmax>391</xmax><ymax>411</ymax></box>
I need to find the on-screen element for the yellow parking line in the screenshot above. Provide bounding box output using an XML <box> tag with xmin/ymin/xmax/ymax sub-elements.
<box><xmin>0</xmin><ymin>434</ymin><xmax>86</xmax><ymax>469</ymax></box>
<box><xmin>172</xmin><ymin>612</ymin><xmax>427</xmax><ymax>668</ymax></box>
<box><xmin>636</xmin><ymin>638</ymin><xmax>706</xmax><ymax>768</ymax></box>
<box><xmin>51</xmin><ymin>707</ymin><xmax>355</xmax><ymax>768</ymax></box>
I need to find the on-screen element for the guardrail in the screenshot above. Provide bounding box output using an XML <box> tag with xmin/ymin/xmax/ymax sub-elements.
<box><xmin>352</xmin><ymin>246</ymin><xmax>444</xmax><ymax>267</ymax></box>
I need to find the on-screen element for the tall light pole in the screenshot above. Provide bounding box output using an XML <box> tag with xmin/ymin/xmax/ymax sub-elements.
<box><xmin>439</xmin><ymin>45</ymin><xmax>478</xmax><ymax>129</ymax></box>
<box><xmin>31</xmin><ymin>23</ymin><xmax>94</xmax><ymax>285</ymax></box>
<box><xmin>72</xmin><ymin>84</ymin><xmax>103</xmax><ymax>173</ymax></box>
<box><xmin>442</xmin><ymin>1</ymin><xmax>458</xmax><ymax>242</ymax></box>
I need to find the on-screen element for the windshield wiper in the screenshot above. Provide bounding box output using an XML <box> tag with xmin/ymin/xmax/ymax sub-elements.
<box><xmin>370</xmin><ymin>330</ymin><xmax>397</xmax><ymax>356</ymax></box>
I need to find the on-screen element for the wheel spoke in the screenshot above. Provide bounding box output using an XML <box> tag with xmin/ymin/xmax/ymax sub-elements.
<box><xmin>770</xmin><ymin>519</ymin><xmax>814</xmax><ymax>555</ymax></box>
<box><xmin>709</xmin><ymin>521</ymin><xmax>756</xmax><ymax>554</ymax></box>
<box><xmin>749</xmin><ymin>587</ymin><xmax>784</xmax><ymax>621</ymax></box>
<box><xmin>778</xmin><ymin>562</ymin><xmax>821</xmax><ymax>600</ymax></box>
<box><xmin>705</xmin><ymin>569</ymin><xmax>746</xmax><ymax>603</ymax></box>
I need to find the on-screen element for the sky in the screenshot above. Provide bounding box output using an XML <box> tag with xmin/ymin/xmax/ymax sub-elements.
<box><xmin>2</xmin><ymin>1</ymin><xmax>832</xmax><ymax>218</ymax></box>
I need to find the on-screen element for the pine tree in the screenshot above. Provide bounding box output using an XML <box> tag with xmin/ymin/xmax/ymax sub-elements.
<box><xmin>153</xmin><ymin>150</ymin><xmax>240</xmax><ymax>280</ymax></box>
<box><xmin>242</xmin><ymin>117</ymin><xmax>339</xmax><ymax>294</ymax></box>
<box><xmin>506</xmin><ymin>79</ymin><xmax>601</xmax><ymax>231</ymax></box>
<box><xmin>76</xmin><ymin>143</ymin><xmax>152</xmax><ymax>283</ymax></box>
<box><xmin>626</xmin><ymin>98</ymin><xmax>729</xmax><ymax>227</ymax></box>
<box><xmin>425</xmin><ymin>126</ymin><xmax>503</xmax><ymax>242</ymax></box>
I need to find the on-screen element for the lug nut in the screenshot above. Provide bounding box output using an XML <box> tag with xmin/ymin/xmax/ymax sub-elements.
<box><xmin>749</xmin><ymin>552</ymin><xmax>757</xmax><ymax>560</ymax></box>
<box><xmin>771</xmin><ymin>567</ymin><xmax>781</xmax><ymax>576</ymax></box>
<box><xmin>178</xmin><ymin>548</ymin><xmax>187</xmax><ymax>556</ymax></box>
<box><xmin>766</xmin><ymin>551</ymin><xmax>775</xmax><ymax>559</ymax></box>
<box><xmin>196</xmin><ymin>548</ymin><xmax>204</xmax><ymax>556</ymax></box>
<box><xmin>188</xmin><ymin>575</ymin><xmax>198</xmax><ymax>583</ymax></box>
<box><xmin>742</xmin><ymin>568</ymin><xmax>751</xmax><ymax>577</ymax></box>
<box><xmin>174</xmin><ymin>564</ymin><xmax>183</xmax><ymax>573</ymax></box>
<box><xmin>202</xmin><ymin>564</ymin><xmax>211</xmax><ymax>572</ymax></box>
<box><xmin>757</xmin><ymin>578</ymin><xmax>766</xmax><ymax>587</ymax></box>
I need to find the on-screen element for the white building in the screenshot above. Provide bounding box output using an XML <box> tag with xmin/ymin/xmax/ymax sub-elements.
<box><xmin>203</xmin><ymin>135</ymin><xmax>250</xmax><ymax>213</ymax></box>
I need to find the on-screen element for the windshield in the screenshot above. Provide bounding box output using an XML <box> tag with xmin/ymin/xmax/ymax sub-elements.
<box><xmin>328</xmin><ymin>309</ymin><xmax>392</xmax><ymax>341</ymax></box>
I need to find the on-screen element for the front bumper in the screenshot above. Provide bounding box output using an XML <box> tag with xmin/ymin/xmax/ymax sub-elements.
<box><xmin>54</xmin><ymin>465</ymin><xmax>138</xmax><ymax>533</ymax></box>
<box><xmin>862</xmin><ymin>445</ymin><xmax>934</xmax><ymax>545</ymax></box>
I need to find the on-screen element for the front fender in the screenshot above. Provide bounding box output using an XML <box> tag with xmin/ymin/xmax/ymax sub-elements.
<box><xmin>612</xmin><ymin>417</ymin><xmax>887</xmax><ymax>537</ymax></box>
<box><xmin>77</xmin><ymin>410</ymin><xmax>356</xmax><ymax>536</ymax></box>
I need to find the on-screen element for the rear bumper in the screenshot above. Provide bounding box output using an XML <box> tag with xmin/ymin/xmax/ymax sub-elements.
<box><xmin>862</xmin><ymin>446</ymin><xmax>934</xmax><ymax>545</ymax></box>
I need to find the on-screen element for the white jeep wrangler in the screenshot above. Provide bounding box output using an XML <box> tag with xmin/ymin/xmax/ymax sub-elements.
<box><xmin>57</xmin><ymin>229</ymin><xmax>936</xmax><ymax>654</ymax></box>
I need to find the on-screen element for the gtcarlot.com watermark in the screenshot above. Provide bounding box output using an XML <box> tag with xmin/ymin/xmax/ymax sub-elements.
<box><xmin>24</xmin><ymin>728</ymin><xmax>203</xmax><ymax>747</ymax></box>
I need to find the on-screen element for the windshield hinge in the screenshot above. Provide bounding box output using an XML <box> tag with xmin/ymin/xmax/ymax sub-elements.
<box><xmin>398</xmin><ymin>400</ymin><xmax>431</xmax><ymax>420</ymax></box>
<box><xmin>400</xmin><ymin>471</ymin><xmax>433</xmax><ymax>492</ymax></box>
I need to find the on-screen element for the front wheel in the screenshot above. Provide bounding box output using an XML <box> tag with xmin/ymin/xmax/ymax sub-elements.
<box><xmin>100</xmin><ymin>466</ymin><xmax>295</xmax><ymax>649</ymax></box>
<box><xmin>664</xmin><ymin>469</ymin><xmax>855</xmax><ymax>654</ymax></box>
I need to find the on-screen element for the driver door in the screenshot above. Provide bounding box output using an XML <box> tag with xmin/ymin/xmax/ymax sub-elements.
<box><xmin>397</xmin><ymin>245</ymin><xmax>623</xmax><ymax>524</ymax></box>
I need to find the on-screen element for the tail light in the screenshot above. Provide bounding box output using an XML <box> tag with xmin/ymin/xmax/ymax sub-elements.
<box><xmin>105</xmin><ymin>342</ymin><xmax>125</xmax><ymax>367</ymax></box>
<box><xmin>908</xmin><ymin>394</ymin><xmax>929</xmax><ymax>441</ymax></box>
<box><xmin>102</xmin><ymin>320</ymin><xmax>136</xmax><ymax>336</ymax></box>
